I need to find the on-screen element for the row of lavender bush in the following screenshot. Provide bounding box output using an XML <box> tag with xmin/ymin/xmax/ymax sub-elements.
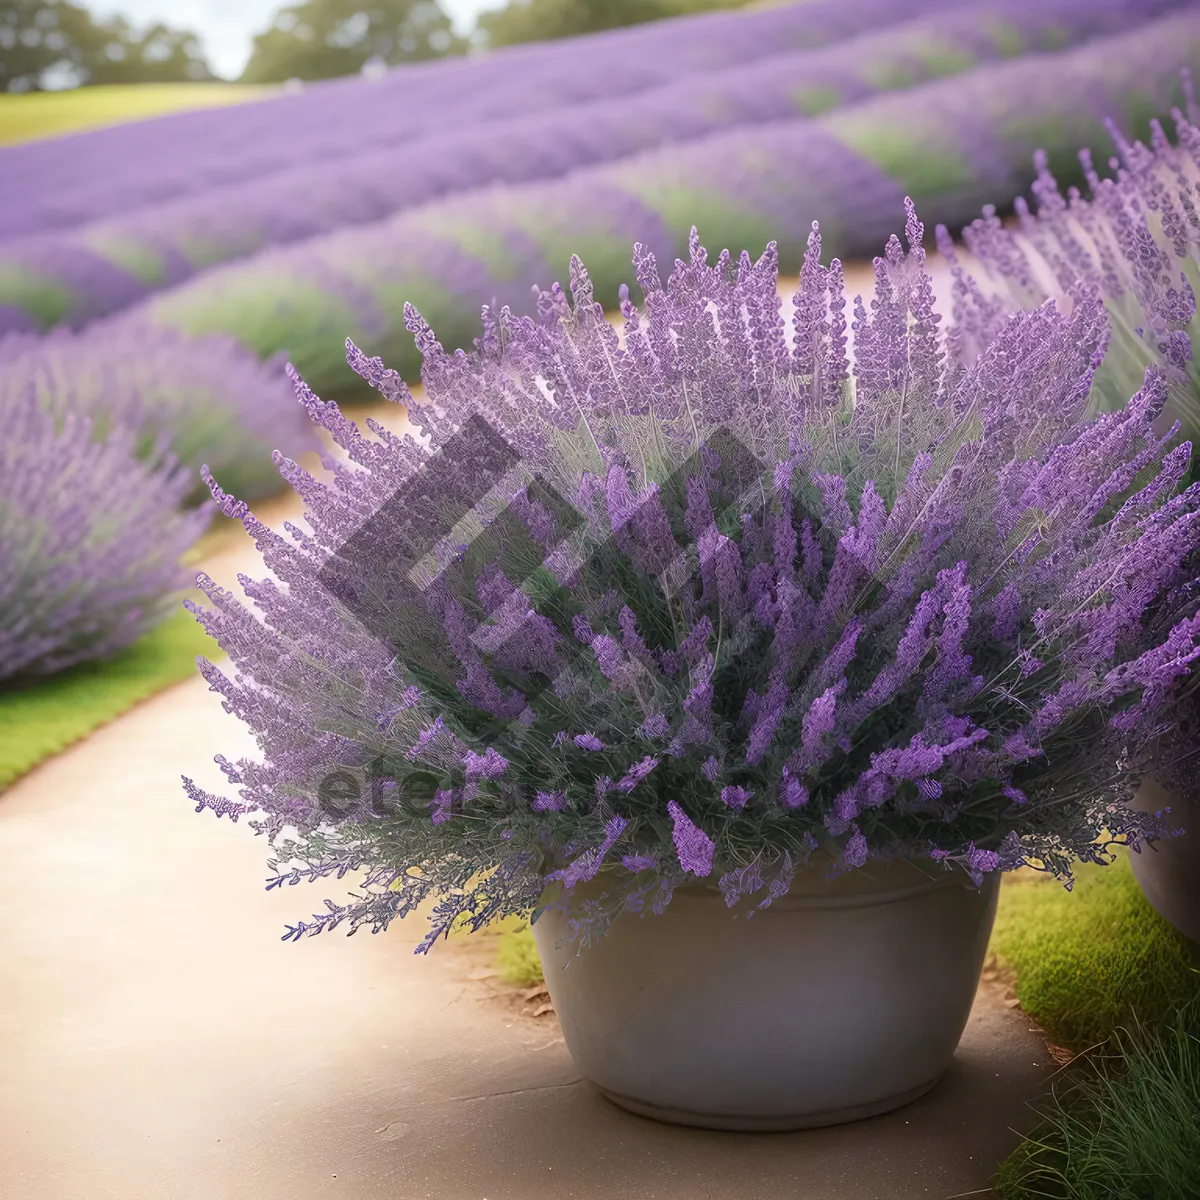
<box><xmin>0</xmin><ymin>324</ymin><xmax>308</xmax><ymax>685</ymax></box>
<box><xmin>135</xmin><ymin>13</ymin><xmax>1200</xmax><ymax>401</ymax></box>
<box><xmin>0</xmin><ymin>393</ymin><xmax>211</xmax><ymax>682</ymax></box>
<box><xmin>0</xmin><ymin>0</ymin><xmax>975</xmax><ymax>242</ymax></box>
<box><xmin>0</xmin><ymin>0</ymin><xmax>1175</xmax><ymax>333</ymax></box>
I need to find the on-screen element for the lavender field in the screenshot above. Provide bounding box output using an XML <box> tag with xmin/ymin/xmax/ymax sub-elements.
<box><xmin>139</xmin><ymin>12</ymin><xmax>1200</xmax><ymax>396</ymax></box>
<box><xmin>0</xmin><ymin>0</ymin><xmax>1178</xmax><ymax>332</ymax></box>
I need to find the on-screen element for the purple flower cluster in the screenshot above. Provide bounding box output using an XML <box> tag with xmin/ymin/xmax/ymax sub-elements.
<box><xmin>185</xmin><ymin>199</ymin><xmax>1200</xmax><ymax>949</ymax></box>
<box><xmin>0</xmin><ymin>0</ymin><xmax>1171</xmax><ymax>333</ymax></box>
<box><xmin>0</xmin><ymin>320</ymin><xmax>313</xmax><ymax>502</ymax></box>
<box><xmin>0</xmin><ymin>389</ymin><xmax>210</xmax><ymax>681</ymax></box>
<box><xmin>143</xmin><ymin>11</ymin><xmax>1200</xmax><ymax>401</ymax></box>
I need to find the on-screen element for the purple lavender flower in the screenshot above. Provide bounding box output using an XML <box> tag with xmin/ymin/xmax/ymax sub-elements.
<box><xmin>616</xmin><ymin>755</ymin><xmax>660</xmax><ymax>793</ymax></box>
<box><xmin>668</xmin><ymin>801</ymin><xmax>715</xmax><ymax>877</ymax></box>
<box><xmin>721</xmin><ymin>785</ymin><xmax>753</xmax><ymax>810</ymax></box>
<box><xmin>462</xmin><ymin>747</ymin><xmax>509</xmax><ymax>780</ymax></box>
<box><xmin>573</xmin><ymin>733</ymin><xmax>605</xmax><ymax>752</ymax></box>
<box><xmin>942</xmin><ymin>84</ymin><xmax>1200</xmax><ymax>454</ymax></box>
<box><xmin>843</xmin><ymin>828</ymin><xmax>870</xmax><ymax>869</ymax></box>
<box><xmin>622</xmin><ymin>853</ymin><xmax>658</xmax><ymax>874</ymax></box>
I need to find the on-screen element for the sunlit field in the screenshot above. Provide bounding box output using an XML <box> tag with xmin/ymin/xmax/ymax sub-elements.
<box><xmin>0</xmin><ymin>82</ymin><xmax>274</xmax><ymax>146</ymax></box>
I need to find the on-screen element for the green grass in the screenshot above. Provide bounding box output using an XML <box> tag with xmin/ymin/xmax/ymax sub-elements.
<box><xmin>496</xmin><ymin>921</ymin><xmax>544</xmax><ymax>987</ymax></box>
<box><xmin>0</xmin><ymin>604</ymin><xmax>220</xmax><ymax>791</ymax></box>
<box><xmin>993</xmin><ymin>998</ymin><xmax>1200</xmax><ymax>1200</ymax></box>
<box><xmin>989</xmin><ymin>854</ymin><xmax>1199</xmax><ymax>1050</ymax></box>
<box><xmin>0</xmin><ymin>83</ymin><xmax>273</xmax><ymax>147</ymax></box>
<box><xmin>989</xmin><ymin>853</ymin><xmax>1200</xmax><ymax>1198</ymax></box>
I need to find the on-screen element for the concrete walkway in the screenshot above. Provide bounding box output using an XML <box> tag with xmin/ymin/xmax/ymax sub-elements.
<box><xmin>0</xmin><ymin>260</ymin><xmax>1058</xmax><ymax>1200</ymax></box>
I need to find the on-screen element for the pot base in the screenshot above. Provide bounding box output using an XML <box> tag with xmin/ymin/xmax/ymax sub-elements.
<box><xmin>595</xmin><ymin>1073</ymin><xmax>944</xmax><ymax>1132</ymax></box>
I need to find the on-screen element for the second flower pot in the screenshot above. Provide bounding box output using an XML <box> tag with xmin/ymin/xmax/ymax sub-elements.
<box><xmin>1127</xmin><ymin>778</ymin><xmax>1200</xmax><ymax>945</ymax></box>
<box><xmin>533</xmin><ymin>853</ymin><xmax>1000</xmax><ymax>1131</ymax></box>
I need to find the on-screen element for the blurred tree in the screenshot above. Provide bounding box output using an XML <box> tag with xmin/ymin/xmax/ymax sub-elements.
<box><xmin>476</xmin><ymin>0</ymin><xmax>752</xmax><ymax>49</ymax></box>
<box><xmin>1</xmin><ymin>0</ymin><xmax>214</xmax><ymax>93</ymax></box>
<box><xmin>240</xmin><ymin>0</ymin><xmax>464</xmax><ymax>83</ymax></box>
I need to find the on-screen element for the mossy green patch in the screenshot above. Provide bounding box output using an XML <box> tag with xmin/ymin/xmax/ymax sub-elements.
<box><xmin>860</xmin><ymin>36</ymin><xmax>976</xmax><ymax>92</ymax></box>
<box><xmin>986</xmin><ymin>19</ymin><xmax>1025</xmax><ymax>58</ymax></box>
<box><xmin>989</xmin><ymin>853</ymin><xmax>1199</xmax><ymax>1052</ymax></box>
<box><xmin>151</xmin><ymin>273</ymin><xmax>360</xmax><ymax>391</ymax></box>
<box><xmin>84</xmin><ymin>231</ymin><xmax>167</xmax><ymax>287</ymax></box>
<box><xmin>1039</xmin><ymin>23</ymin><xmax>1072</xmax><ymax>52</ymax></box>
<box><xmin>496</xmin><ymin>923</ymin><xmax>544</xmax><ymax>987</ymax></box>
<box><xmin>405</xmin><ymin>211</ymin><xmax>529</xmax><ymax>284</ymax></box>
<box><xmin>177</xmin><ymin>231</ymin><xmax>268</xmax><ymax>271</ymax></box>
<box><xmin>826</xmin><ymin>113</ymin><xmax>975</xmax><ymax>201</ymax></box>
<box><xmin>0</xmin><ymin>604</ymin><xmax>220</xmax><ymax>792</ymax></box>
<box><xmin>793</xmin><ymin>84</ymin><xmax>841</xmax><ymax>117</ymax></box>
<box><xmin>622</xmin><ymin>180</ymin><xmax>786</xmax><ymax>269</ymax></box>
<box><xmin>0</xmin><ymin>263</ymin><xmax>73</xmax><ymax>328</ymax></box>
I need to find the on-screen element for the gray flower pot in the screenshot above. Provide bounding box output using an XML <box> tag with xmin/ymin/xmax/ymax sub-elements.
<box><xmin>533</xmin><ymin>855</ymin><xmax>1000</xmax><ymax>1130</ymax></box>
<box><xmin>1128</xmin><ymin>779</ymin><xmax>1200</xmax><ymax>945</ymax></box>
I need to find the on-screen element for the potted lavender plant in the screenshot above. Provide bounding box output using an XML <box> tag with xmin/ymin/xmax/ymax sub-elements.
<box><xmin>938</xmin><ymin>93</ymin><xmax>1200</xmax><ymax>945</ymax></box>
<box><xmin>186</xmin><ymin>201</ymin><xmax>1200</xmax><ymax>1130</ymax></box>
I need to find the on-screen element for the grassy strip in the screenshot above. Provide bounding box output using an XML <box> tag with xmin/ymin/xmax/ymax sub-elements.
<box><xmin>990</xmin><ymin>853</ymin><xmax>1200</xmax><ymax>1198</ymax></box>
<box><xmin>993</xmin><ymin>998</ymin><xmax>1200</xmax><ymax>1199</ymax></box>
<box><xmin>988</xmin><ymin>854</ymin><xmax>1199</xmax><ymax>1049</ymax></box>
<box><xmin>496</xmin><ymin>921</ymin><xmax>545</xmax><ymax>987</ymax></box>
<box><xmin>0</xmin><ymin>83</ymin><xmax>272</xmax><ymax>147</ymax></box>
<box><xmin>0</xmin><ymin>604</ymin><xmax>218</xmax><ymax>791</ymax></box>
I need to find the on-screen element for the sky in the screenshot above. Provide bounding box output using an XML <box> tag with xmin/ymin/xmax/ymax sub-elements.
<box><xmin>87</xmin><ymin>0</ymin><xmax>509</xmax><ymax>80</ymax></box>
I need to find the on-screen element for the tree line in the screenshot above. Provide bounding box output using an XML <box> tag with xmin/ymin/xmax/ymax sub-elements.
<box><xmin>4</xmin><ymin>0</ymin><xmax>753</xmax><ymax>92</ymax></box>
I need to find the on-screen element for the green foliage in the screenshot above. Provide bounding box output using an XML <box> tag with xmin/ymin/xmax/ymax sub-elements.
<box><xmin>85</xmin><ymin>231</ymin><xmax>167</xmax><ymax>286</ymax></box>
<box><xmin>0</xmin><ymin>83</ymin><xmax>269</xmax><ymax>146</ymax></box>
<box><xmin>989</xmin><ymin>854</ymin><xmax>1200</xmax><ymax>1200</ymax></box>
<box><xmin>990</xmin><ymin>854</ymin><xmax>1199</xmax><ymax>1051</ymax></box>
<box><xmin>0</xmin><ymin>263</ymin><xmax>72</xmax><ymax>328</ymax></box>
<box><xmin>986</xmin><ymin>18</ymin><xmax>1025</xmax><ymax>58</ymax></box>
<box><xmin>993</xmin><ymin>997</ymin><xmax>1200</xmax><ymax>1199</ymax></box>
<box><xmin>496</xmin><ymin>923</ymin><xmax>544</xmax><ymax>986</ymax></box>
<box><xmin>1</xmin><ymin>0</ymin><xmax>214</xmax><ymax>93</ymax></box>
<box><xmin>0</xmin><ymin>604</ymin><xmax>222</xmax><ymax>792</ymax></box>
<box><xmin>476</xmin><ymin>0</ymin><xmax>754</xmax><ymax>50</ymax></box>
<box><xmin>151</xmin><ymin>272</ymin><xmax>361</xmax><ymax>390</ymax></box>
<box><xmin>827</xmin><ymin>115</ymin><xmax>975</xmax><ymax>199</ymax></box>
<box><xmin>792</xmin><ymin>83</ymin><xmax>841</xmax><ymax>116</ymax></box>
<box><xmin>240</xmin><ymin>0</ymin><xmax>463</xmax><ymax>84</ymax></box>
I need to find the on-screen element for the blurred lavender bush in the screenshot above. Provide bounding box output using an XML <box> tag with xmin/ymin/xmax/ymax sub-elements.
<box><xmin>145</xmin><ymin>12</ymin><xmax>1200</xmax><ymax>402</ymax></box>
<box><xmin>0</xmin><ymin>0</ymin><xmax>1178</xmax><ymax>333</ymax></box>
<box><xmin>185</xmin><ymin>203</ymin><xmax>1200</xmax><ymax>951</ymax></box>
<box><xmin>940</xmin><ymin>79</ymin><xmax>1200</xmax><ymax>456</ymax></box>
<box><xmin>939</xmin><ymin>75</ymin><xmax>1200</xmax><ymax>804</ymax></box>
<box><xmin>0</xmin><ymin>391</ymin><xmax>210</xmax><ymax>683</ymax></box>
<box><xmin>0</xmin><ymin>323</ymin><xmax>314</xmax><ymax>503</ymax></box>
